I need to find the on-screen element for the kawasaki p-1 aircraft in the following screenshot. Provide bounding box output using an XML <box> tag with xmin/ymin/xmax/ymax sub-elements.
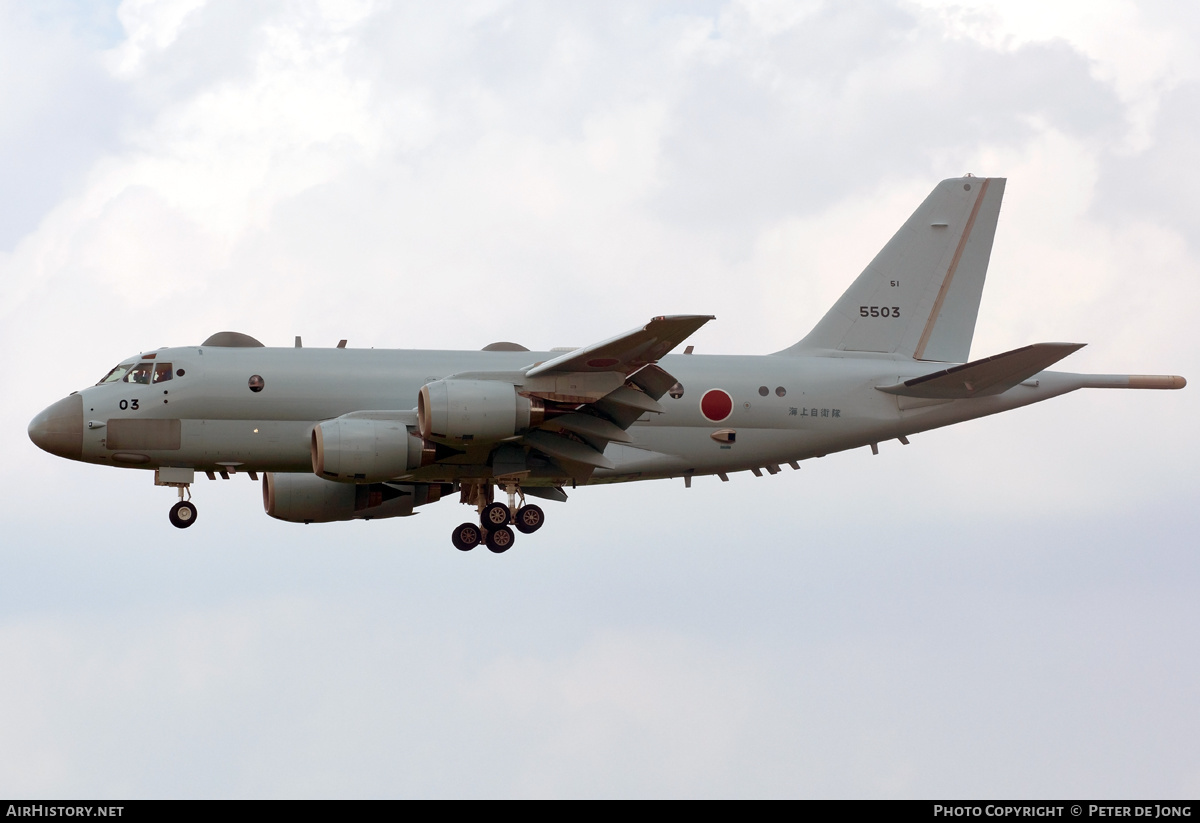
<box><xmin>29</xmin><ymin>176</ymin><xmax>1186</xmax><ymax>552</ymax></box>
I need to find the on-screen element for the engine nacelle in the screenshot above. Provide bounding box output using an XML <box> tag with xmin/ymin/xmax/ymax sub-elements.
<box><xmin>263</xmin><ymin>472</ymin><xmax>450</xmax><ymax>523</ymax></box>
<box><xmin>418</xmin><ymin>379</ymin><xmax>542</xmax><ymax>443</ymax></box>
<box><xmin>312</xmin><ymin>417</ymin><xmax>435</xmax><ymax>482</ymax></box>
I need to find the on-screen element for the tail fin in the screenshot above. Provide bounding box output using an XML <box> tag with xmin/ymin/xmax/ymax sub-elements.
<box><xmin>778</xmin><ymin>176</ymin><xmax>1005</xmax><ymax>362</ymax></box>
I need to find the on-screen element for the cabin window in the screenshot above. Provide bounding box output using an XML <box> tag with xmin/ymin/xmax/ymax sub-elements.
<box><xmin>97</xmin><ymin>364</ymin><xmax>133</xmax><ymax>385</ymax></box>
<box><xmin>775</xmin><ymin>386</ymin><xmax>786</xmax><ymax>397</ymax></box>
<box><xmin>248</xmin><ymin>375</ymin><xmax>265</xmax><ymax>393</ymax></box>
<box><xmin>122</xmin><ymin>362</ymin><xmax>154</xmax><ymax>384</ymax></box>
<box><xmin>668</xmin><ymin>382</ymin><xmax>684</xmax><ymax>399</ymax></box>
<box><xmin>152</xmin><ymin>363</ymin><xmax>173</xmax><ymax>383</ymax></box>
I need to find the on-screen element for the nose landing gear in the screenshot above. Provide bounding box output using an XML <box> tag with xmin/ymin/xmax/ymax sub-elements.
<box><xmin>169</xmin><ymin>496</ymin><xmax>198</xmax><ymax>529</ymax></box>
<box><xmin>157</xmin><ymin>468</ymin><xmax>198</xmax><ymax>529</ymax></box>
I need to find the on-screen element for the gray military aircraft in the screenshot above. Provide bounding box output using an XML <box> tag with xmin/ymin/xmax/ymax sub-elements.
<box><xmin>29</xmin><ymin>176</ymin><xmax>1186</xmax><ymax>552</ymax></box>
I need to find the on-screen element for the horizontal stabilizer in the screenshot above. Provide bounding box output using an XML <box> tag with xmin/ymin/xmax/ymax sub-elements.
<box><xmin>877</xmin><ymin>342</ymin><xmax>1085</xmax><ymax>399</ymax></box>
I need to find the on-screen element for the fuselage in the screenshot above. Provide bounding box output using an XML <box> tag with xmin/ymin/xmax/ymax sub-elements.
<box><xmin>32</xmin><ymin>343</ymin><xmax>1089</xmax><ymax>486</ymax></box>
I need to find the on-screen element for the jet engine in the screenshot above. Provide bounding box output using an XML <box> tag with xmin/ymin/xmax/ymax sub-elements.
<box><xmin>418</xmin><ymin>379</ymin><xmax>544</xmax><ymax>443</ymax></box>
<box><xmin>312</xmin><ymin>417</ymin><xmax>444</xmax><ymax>482</ymax></box>
<box><xmin>263</xmin><ymin>472</ymin><xmax>451</xmax><ymax>523</ymax></box>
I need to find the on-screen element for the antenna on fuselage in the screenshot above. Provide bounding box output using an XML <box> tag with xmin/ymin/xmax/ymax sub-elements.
<box><xmin>295</xmin><ymin>336</ymin><xmax>302</xmax><ymax>348</ymax></box>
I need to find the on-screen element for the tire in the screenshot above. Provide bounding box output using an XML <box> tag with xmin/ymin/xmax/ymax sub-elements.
<box><xmin>169</xmin><ymin>501</ymin><xmax>198</xmax><ymax>529</ymax></box>
<box><xmin>485</xmin><ymin>525</ymin><xmax>515</xmax><ymax>553</ymax></box>
<box><xmin>451</xmin><ymin>522</ymin><xmax>481</xmax><ymax>551</ymax></box>
<box><xmin>481</xmin><ymin>502</ymin><xmax>510</xmax><ymax>528</ymax></box>
<box><xmin>514</xmin><ymin>504</ymin><xmax>544</xmax><ymax>534</ymax></box>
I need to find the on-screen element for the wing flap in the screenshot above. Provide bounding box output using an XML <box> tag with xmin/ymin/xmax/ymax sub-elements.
<box><xmin>548</xmin><ymin>412</ymin><xmax>635</xmax><ymax>444</ymax></box>
<box><xmin>877</xmin><ymin>342</ymin><xmax>1086</xmax><ymax>399</ymax></box>
<box><xmin>521</xmin><ymin>430</ymin><xmax>615</xmax><ymax>470</ymax></box>
<box><xmin>522</xmin><ymin>486</ymin><xmax>569</xmax><ymax>503</ymax></box>
<box><xmin>627</xmin><ymin>363</ymin><xmax>680</xmax><ymax>401</ymax></box>
<box><xmin>594</xmin><ymin>385</ymin><xmax>664</xmax><ymax>415</ymax></box>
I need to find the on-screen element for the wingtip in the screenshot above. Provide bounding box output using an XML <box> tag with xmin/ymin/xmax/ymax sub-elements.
<box><xmin>649</xmin><ymin>314</ymin><xmax>716</xmax><ymax>323</ymax></box>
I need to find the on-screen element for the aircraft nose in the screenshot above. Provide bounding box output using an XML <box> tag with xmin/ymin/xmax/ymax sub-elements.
<box><xmin>29</xmin><ymin>394</ymin><xmax>84</xmax><ymax>460</ymax></box>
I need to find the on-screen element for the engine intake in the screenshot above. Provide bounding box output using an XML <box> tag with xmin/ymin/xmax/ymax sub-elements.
<box><xmin>312</xmin><ymin>417</ymin><xmax>451</xmax><ymax>482</ymax></box>
<box><xmin>418</xmin><ymin>379</ymin><xmax>543</xmax><ymax>443</ymax></box>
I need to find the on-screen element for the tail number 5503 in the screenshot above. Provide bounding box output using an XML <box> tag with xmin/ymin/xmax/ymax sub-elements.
<box><xmin>860</xmin><ymin>306</ymin><xmax>900</xmax><ymax>318</ymax></box>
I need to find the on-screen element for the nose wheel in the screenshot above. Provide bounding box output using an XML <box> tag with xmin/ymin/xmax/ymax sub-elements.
<box><xmin>166</xmin><ymin>482</ymin><xmax>198</xmax><ymax>529</ymax></box>
<box><xmin>169</xmin><ymin>499</ymin><xmax>198</xmax><ymax>528</ymax></box>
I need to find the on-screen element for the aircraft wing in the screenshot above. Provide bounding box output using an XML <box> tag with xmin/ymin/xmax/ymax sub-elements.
<box><xmin>512</xmin><ymin>315</ymin><xmax>712</xmax><ymax>482</ymax></box>
<box><xmin>432</xmin><ymin>316</ymin><xmax>711</xmax><ymax>484</ymax></box>
<box><xmin>876</xmin><ymin>342</ymin><xmax>1086</xmax><ymax>399</ymax></box>
<box><xmin>525</xmin><ymin>315</ymin><xmax>714</xmax><ymax>378</ymax></box>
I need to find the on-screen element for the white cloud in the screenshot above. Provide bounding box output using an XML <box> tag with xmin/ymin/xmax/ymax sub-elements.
<box><xmin>910</xmin><ymin>0</ymin><xmax>1200</xmax><ymax>149</ymax></box>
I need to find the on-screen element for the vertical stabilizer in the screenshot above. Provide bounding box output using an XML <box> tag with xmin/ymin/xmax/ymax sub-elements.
<box><xmin>777</xmin><ymin>176</ymin><xmax>1005</xmax><ymax>362</ymax></box>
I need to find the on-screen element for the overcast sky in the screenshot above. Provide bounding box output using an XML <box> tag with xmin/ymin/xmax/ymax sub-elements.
<box><xmin>2</xmin><ymin>0</ymin><xmax>1198</xmax><ymax>798</ymax></box>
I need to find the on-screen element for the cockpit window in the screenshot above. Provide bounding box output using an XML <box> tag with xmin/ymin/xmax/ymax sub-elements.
<box><xmin>152</xmin><ymin>363</ymin><xmax>173</xmax><ymax>383</ymax></box>
<box><xmin>97</xmin><ymin>364</ymin><xmax>133</xmax><ymax>385</ymax></box>
<box><xmin>122</xmin><ymin>362</ymin><xmax>154</xmax><ymax>384</ymax></box>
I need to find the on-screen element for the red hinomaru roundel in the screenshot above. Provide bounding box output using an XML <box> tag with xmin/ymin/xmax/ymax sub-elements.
<box><xmin>700</xmin><ymin>389</ymin><xmax>733</xmax><ymax>422</ymax></box>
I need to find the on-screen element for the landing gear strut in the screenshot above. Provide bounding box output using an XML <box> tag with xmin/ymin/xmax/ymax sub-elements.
<box><xmin>449</xmin><ymin>481</ymin><xmax>548</xmax><ymax>551</ymax></box>
<box><xmin>157</xmin><ymin>468</ymin><xmax>198</xmax><ymax>529</ymax></box>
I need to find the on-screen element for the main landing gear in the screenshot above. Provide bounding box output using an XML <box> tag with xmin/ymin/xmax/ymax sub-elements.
<box><xmin>450</xmin><ymin>483</ymin><xmax>545</xmax><ymax>553</ymax></box>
